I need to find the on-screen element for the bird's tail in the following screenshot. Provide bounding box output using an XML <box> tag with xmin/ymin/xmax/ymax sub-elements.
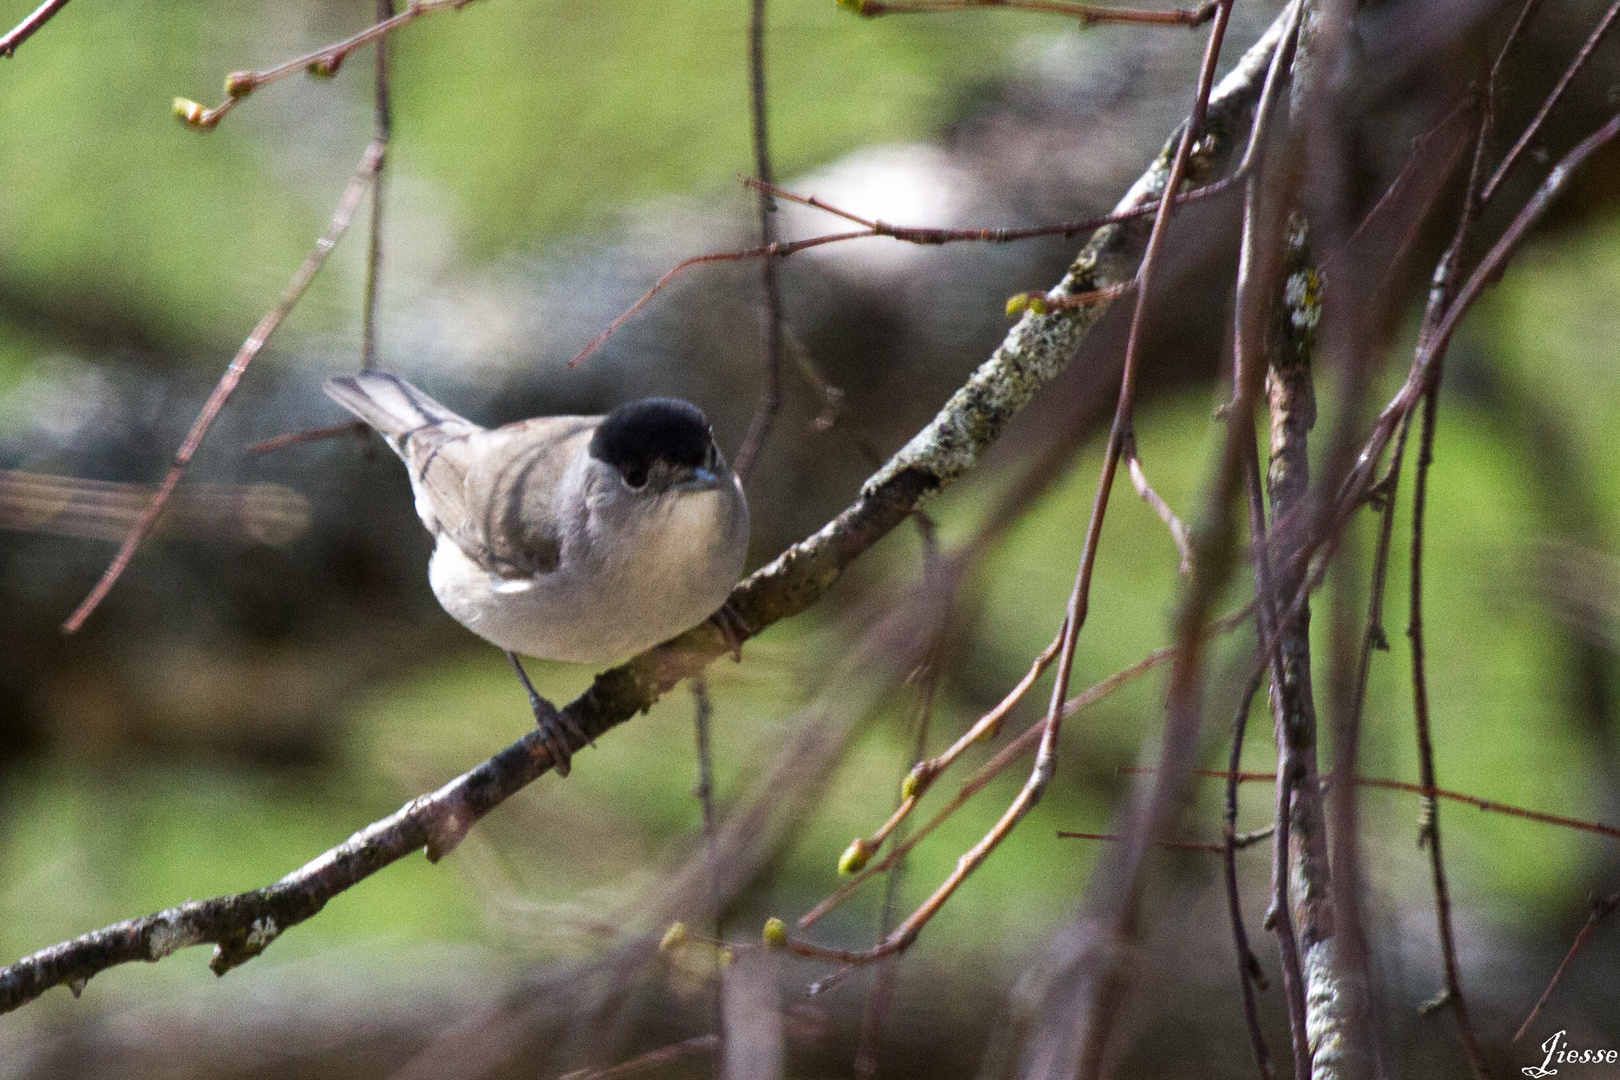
<box><xmin>323</xmin><ymin>372</ymin><xmax>480</xmax><ymax>458</ymax></box>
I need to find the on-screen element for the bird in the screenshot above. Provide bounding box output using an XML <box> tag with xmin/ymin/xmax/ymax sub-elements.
<box><xmin>323</xmin><ymin>371</ymin><xmax>750</xmax><ymax>774</ymax></box>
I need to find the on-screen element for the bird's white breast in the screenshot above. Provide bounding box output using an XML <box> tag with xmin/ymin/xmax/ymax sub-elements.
<box><xmin>427</xmin><ymin>480</ymin><xmax>746</xmax><ymax>665</ymax></box>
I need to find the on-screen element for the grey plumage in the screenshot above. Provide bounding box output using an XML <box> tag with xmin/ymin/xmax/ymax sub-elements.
<box><xmin>323</xmin><ymin>371</ymin><xmax>749</xmax><ymax>664</ymax></box>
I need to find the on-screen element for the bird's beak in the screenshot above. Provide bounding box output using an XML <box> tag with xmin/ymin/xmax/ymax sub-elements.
<box><xmin>681</xmin><ymin>467</ymin><xmax>722</xmax><ymax>492</ymax></box>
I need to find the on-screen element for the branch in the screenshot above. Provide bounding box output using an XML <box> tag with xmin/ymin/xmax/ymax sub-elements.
<box><xmin>1514</xmin><ymin>888</ymin><xmax>1620</xmax><ymax>1043</ymax></box>
<box><xmin>566</xmin><ymin>174</ymin><xmax>1242</xmax><ymax>368</ymax></box>
<box><xmin>0</xmin><ymin>7</ymin><xmax>1290</xmax><ymax>1015</ymax></box>
<box><xmin>730</xmin><ymin>0</ymin><xmax>782</xmax><ymax>485</ymax></box>
<box><xmin>0</xmin><ymin>0</ymin><xmax>70</xmax><ymax>58</ymax></box>
<box><xmin>1144</xmin><ymin>767</ymin><xmax>1620</xmax><ymax>841</ymax></box>
<box><xmin>58</xmin><ymin>141</ymin><xmax>387</xmax><ymax>634</ymax></box>
<box><xmin>1479</xmin><ymin>0</ymin><xmax>1619</xmax><ymax>206</ymax></box>
<box><xmin>840</xmin><ymin>0</ymin><xmax>1217</xmax><ymax>26</ymax></box>
<box><xmin>61</xmin><ymin>139</ymin><xmax>386</xmax><ymax>633</ymax></box>
<box><xmin>172</xmin><ymin>0</ymin><xmax>480</xmax><ymax>131</ymax></box>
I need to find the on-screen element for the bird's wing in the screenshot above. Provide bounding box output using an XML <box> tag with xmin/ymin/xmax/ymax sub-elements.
<box><xmin>323</xmin><ymin>372</ymin><xmax>483</xmax><ymax>540</ymax></box>
<box><xmin>458</xmin><ymin>416</ymin><xmax>600</xmax><ymax>579</ymax></box>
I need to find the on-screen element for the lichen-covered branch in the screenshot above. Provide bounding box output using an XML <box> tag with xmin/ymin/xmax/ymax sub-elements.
<box><xmin>1265</xmin><ymin>221</ymin><xmax>1355</xmax><ymax>1080</ymax></box>
<box><xmin>0</xmin><ymin>9</ymin><xmax>1293</xmax><ymax>1017</ymax></box>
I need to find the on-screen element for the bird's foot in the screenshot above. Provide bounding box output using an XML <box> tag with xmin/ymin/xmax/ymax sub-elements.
<box><xmin>709</xmin><ymin>600</ymin><xmax>751</xmax><ymax>663</ymax></box>
<box><xmin>506</xmin><ymin>651</ymin><xmax>592</xmax><ymax>776</ymax></box>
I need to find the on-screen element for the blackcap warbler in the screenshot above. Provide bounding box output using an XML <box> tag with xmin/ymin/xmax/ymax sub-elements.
<box><xmin>324</xmin><ymin>371</ymin><xmax>749</xmax><ymax>772</ymax></box>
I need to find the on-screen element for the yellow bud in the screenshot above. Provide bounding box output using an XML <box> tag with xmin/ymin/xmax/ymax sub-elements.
<box><xmin>762</xmin><ymin>917</ymin><xmax>788</xmax><ymax>949</ymax></box>
<box><xmin>902</xmin><ymin>762</ymin><xmax>933</xmax><ymax>800</ymax></box>
<box><xmin>659</xmin><ymin>922</ymin><xmax>688</xmax><ymax>952</ymax></box>
<box><xmin>224</xmin><ymin>71</ymin><xmax>257</xmax><ymax>98</ymax></box>
<box><xmin>838</xmin><ymin>837</ymin><xmax>873</xmax><ymax>875</ymax></box>
<box><xmin>1006</xmin><ymin>294</ymin><xmax>1029</xmax><ymax>317</ymax></box>
<box><xmin>306</xmin><ymin>54</ymin><xmax>342</xmax><ymax>79</ymax></box>
<box><xmin>172</xmin><ymin>98</ymin><xmax>213</xmax><ymax>130</ymax></box>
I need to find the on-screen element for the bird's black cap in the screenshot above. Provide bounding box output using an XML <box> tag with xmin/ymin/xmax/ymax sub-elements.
<box><xmin>589</xmin><ymin>398</ymin><xmax>712</xmax><ymax>479</ymax></box>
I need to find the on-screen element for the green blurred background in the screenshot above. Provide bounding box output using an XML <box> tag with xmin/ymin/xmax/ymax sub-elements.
<box><xmin>2</xmin><ymin>0</ymin><xmax>1620</xmax><ymax>1076</ymax></box>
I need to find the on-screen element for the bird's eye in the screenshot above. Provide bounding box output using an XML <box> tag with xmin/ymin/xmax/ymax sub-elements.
<box><xmin>622</xmin><ymin>465</ymin><xmax>649</xmax><ymax>490</ymax></box>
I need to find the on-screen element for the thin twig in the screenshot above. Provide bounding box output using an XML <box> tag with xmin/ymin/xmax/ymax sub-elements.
<box><xmin>361</xmin><ymin>0</ymin><xmax>395</xmax><ymax>371</ymax></box>
<box><xmin>61</xmin><ymin>139</ymin><xmax>387</xmax><ymax>633</ymax></box>
<box><xmin>842</xmin><ymin>0</ymin><xmax>1217</xmax><ymax>25</ymax></box>
<box><xmin>800</xmin><ymin>606</ymin><xmax>1252</xmax><ymax>931</ymax></box>
<box><xmin>568</xmin><ymin>174</ymin><xmax>1242</xmax><ymax>368</ymax></box>
<box><xmin>1479</xmin><ymin>0</ymin><xmax>1620</xmax><ymax>206</ymax></box>
<box><xmin>1056</xmin><ymin>825</ymin><xmax>1273</xmax><ymax>852</ymax></box>
<box><xmin>1147</xmin><ymin>767</ymin><xmax>1620</xmax><ymax>840</ymax></box>
<box><xmin>0</xmin><ymin>0</ymin><xmax>70</xmax><ymax>58</ymax></box>
<box><xmin>558</xmin><ymin>1035</ymin><xmax>721</xmax><ymax>1080</ymax></box>
<box><xmin>1219</xmin><ymin>14</ymin><xmax>1302</xmax><ymax>1073</ymax></box>
<box><xmin>854</xmin><ymin>518</ymin><xmax>943</xmax><ymax>1078</ymax></box>
<box><xmin>172</xmin><ymin>0</ymin><xmax>480</xmax><ymax>131</ymax></box>
<box><xmin>1409</xmin><ymin>380</ymin><xmax>1489</xmax><ymax>1076</ymax></box>
<box><xmin>1123</xmin><ymin>429</ymin><xmax>1193</xmax><ymax>575</ymax></box>
<box><xmin>1513</xmin><ymin>889</ymin><xmax>1620</xmax><ymax>1043</ymax></box>
<box><xmin>731</xmin><ymin>0</ymin><xmax>782</xmax><ymax>486</ymax></box>
<box><xmin>689</xmin><ymin>673</ymin><xmax>723</xmax><ymax>1058</ymax></box>
<box><xmin>779</xmin><ymin>0</ymin><xmax>1240</xmax><ymax>974</ymax></box>
<box><xmin>1327</xmin><ymin>108</ymin><xmax>1620</xmax><ymax>598</ymax></box>
<box><xmin>247</xmin><ymin>422</ymin><xmax>369</xmax><ymax>454</ymax></box>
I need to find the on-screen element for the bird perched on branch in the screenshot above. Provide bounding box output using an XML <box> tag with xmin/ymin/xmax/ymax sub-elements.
<box><xmin>324</xmin><ymin>371</ymin><xmax>749</xmax><ymax>773</ymax></box>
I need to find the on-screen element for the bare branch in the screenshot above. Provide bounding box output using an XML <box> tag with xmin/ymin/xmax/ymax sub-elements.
<box><xmin>730</xmin><ymin>0</ymin><xmax>783</xmax><ymax>486</ymax></box>
<box><xmin>1514</xmin><ymin>889</ymin><xmax>1620</xmax><ymax>1043</ymax></box>
<box><xmin>360</xmin><ymin>0</ymin><xmax>395</xmax><ymax>371</ymax></box>
<box><xmin>172</xmin><ymin>0</ymin><xmax>480</xmax><ymax>131</ymax></box>
<box><xmin>1123</xmin><ymin>430</ymin><xmax>1193</xmax><ymax>575</ymax></box>
<box><xmin>569</xmin><ymin>175</ymin><xmax>1243</xmax><ymax>368</ymax></box>
<box><xmin>61</xmin><ymin>139</ymin><xmax>386</xmax><ymax>633</ymax></box>
<box><xmin>1480</xmin><ymin>0</ymin><xmax>1620</xmax><ymax>206</ymax></box>
<box><xmin>0</xmin><ymin>0</ymin><xmax>70</xmax><ymax>58</ymax></box>
<box><xmin>841</xmin><ymin>0</ymin><xmax>1217</xmax><ymax>26</ymax></box>
<box><xmin>558</xmin><ymin>1035</ymin><xmax>720</xmax><ymax>1080</ymax></box>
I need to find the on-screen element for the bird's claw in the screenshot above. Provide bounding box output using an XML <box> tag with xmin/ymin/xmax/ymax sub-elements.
<box><xmin>506</xmin><ymin>649</ymin><xmax>591</xmax><ymax>777</ymax></box>
<box><xmin>709</xmin><ymin>600</ymin><xmax>750</xmax><ymax>662</ymax></box>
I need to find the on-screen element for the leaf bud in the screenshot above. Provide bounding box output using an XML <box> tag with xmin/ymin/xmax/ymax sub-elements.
<box><xmin>838</xmin><ymin>837</ymin><xmax>873</xmax><ymax>875</ymax></box>
<box><xmin>224</xmin><ymin>71</ymin><xmax>257</xmax><ymax>98</ymax></box>
<box><xmin>172</xmin><ymin>98</ymin><xmax>214</xmax><ymax>130</ymax></box>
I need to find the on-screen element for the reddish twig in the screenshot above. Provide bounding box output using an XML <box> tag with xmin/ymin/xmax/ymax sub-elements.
<box><xmin>360</xmin><ymin>0</ymin><xmax>395</xmax><ymax>371</ymax></box>
<box><xmin>569</xmin><ymin>175</ymin><xmax>1241</xmax><ymax>368</ymax></box>
<box><xmin>1513</xmin><ymin>889</ymin><xmax>1620</xmax><ymax>1043</ymax></box>
<box><xmin>172</xmin><ymin>0</ymin><xmax>479</xmax><ymax>131</ymax></box>
<box><xmin>61</xmin><ymin>139</ymin><xmax>386</xmax><ymax>633</ymax></box>
<box><xmin>840</xmin><ymin>0</ymin><xmax>1217</xmax><ymax>26</ymax></box>
<box><xmin>1479</xmin><ymin>0</ymin><xmax>1619</xmax><ymax>206</ymax></box>
<box><xmin>730</xmin><ymin>0</ymin><xmax>783</xmax><ymax>486</ymax></box>
<box><xmin>774</xmin><ymin>0</ymin><xmax>1240</xmax><ymax>984</ymax></box>
<box><xmin>557</xmin><ymin>1035</ymin><xmax>719</xmax><ymax>1080</ymax></box>
<box><xmin>1123</xmin><ymin>429</ymin><xmax>1193</xmax><ymax>575</ymax></box>
<box><xmin>800</xmin><ymin>606</ymin><xmax>1252</xmax><ymax>932</ymax></box>
<box><xmin>1056</xmin><ymin>826</ymin><xmax>1272</xmax><ymax>852</ymax></box>
<box><xmin>1408</xmin><ymin>379</ymin><xmax>1488</xmax><ymax>1075</ymax></box>
<box><xmin>0</xmin><ymin>0</ymin><xmax>69</xmax><ymax>58</ymax></box>
<box><xmin>1144</xmin><ymin>767</ymin><xmax>1620</xmax><ymax>841</ymax></box>
<box><xmin>247</xmin><ymin>422</ymin><xmax>370</xmax><ymax>455</ymax></box>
